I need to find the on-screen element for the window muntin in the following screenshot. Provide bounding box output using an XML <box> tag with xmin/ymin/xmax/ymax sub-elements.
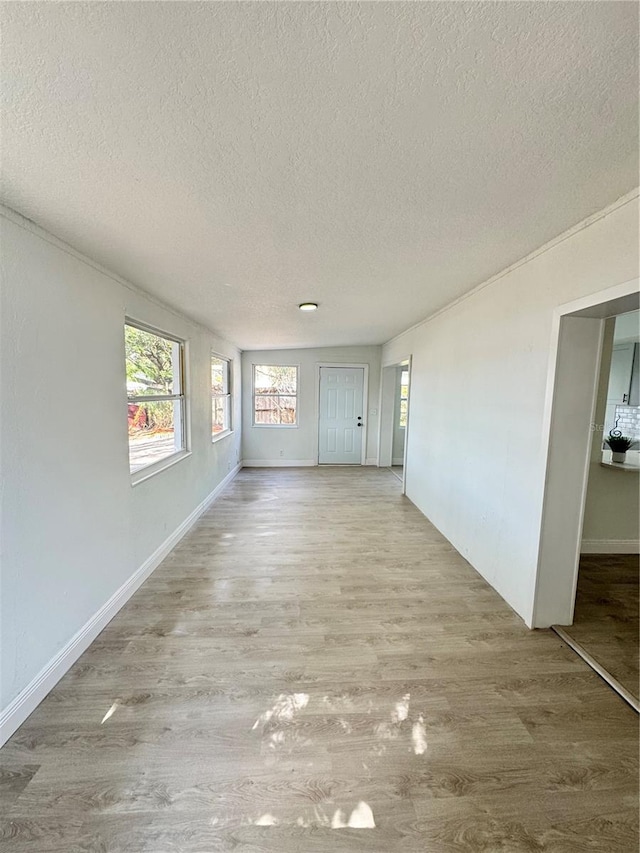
<box><xmin>253</xmin><ymin>365</ymin><xmax>298</xmax><ymax>426</ymax></box>
<box><xmin>211</xmin><ymin>354</ymin><xmax>232</xmax><ymax>438</ymax></box>
<box><xmin>125</xmin><ymin>322</ymin><xmax>186</xmax><ymax>474</ymax></box>
<box><xmin>399</xmin><ymin>369</ymin><xmax>409</xmax><ymax>428</ymax></box>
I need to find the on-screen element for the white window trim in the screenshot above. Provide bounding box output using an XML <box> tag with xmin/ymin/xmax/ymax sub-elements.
<box><xmin>126</xmin><ymin>318</ymin><xmax>189</xmax><ymax>481</ymax></box>
<box><xmin>211</xmin><ymin>352</ymin><xmax>233</xmax><ymax>442</ymax></box>
<box><xmin>131</xmin><ymin>450</ymin><xmax>192</xmax><ymax>486</ymax></box>
<box><xmin>212</xmin><ymin>428</ymin><xmax>234</xmax><ymax>443</ymax></box>
<box><xmin>252</xmin><ymin>363</ymin><xmax>300</xmax><ymax>428</ymax></box>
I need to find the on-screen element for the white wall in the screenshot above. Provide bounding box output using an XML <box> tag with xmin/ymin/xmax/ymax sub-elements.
<box><xmin>241</xmin><ymin>347</ymin><xmax>381</xmax><ymax>465</ymax></box>
<box><xmin>383</xmin><ymin>192</ymin><xmax>639</xmax><ymax>626</ymax></box>
<box><xmin>582</xmin><ymin>319</ymin><xmax>639</xmax><ymax>550</ymax></box>
<box><xmin>0</xmin><ymin>208</ymin><xmax>242</xmax><ymax>727</ymax></box>
<box><xmin>378</xmin><ymin>365</ymin><xmax>397</xmax><ymax>469</ymax></box>
<box><xmin>614</xmin><ymin>309</ymin><xmax>640</xmax><ymax>342</ymax></box>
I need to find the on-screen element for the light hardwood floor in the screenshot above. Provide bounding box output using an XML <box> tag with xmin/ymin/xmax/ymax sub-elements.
<box><xmin>1</xmin><ymin>468</ymin><xmax>638</xmax><ymax>852</ymax></box>
<box><xmin>560</xmin><ymin>554</ymin><xmax>639</xmax><ymax>701</ymax></box>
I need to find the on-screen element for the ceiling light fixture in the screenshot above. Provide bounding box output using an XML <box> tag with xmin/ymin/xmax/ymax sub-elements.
<box><xmin>298</xmin><ymin>302</ymin><xmax>318</xmax><ymax>311</ymax></box>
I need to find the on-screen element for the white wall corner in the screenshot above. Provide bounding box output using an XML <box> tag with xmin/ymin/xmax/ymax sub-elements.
<box><xmin>581</xmin><ymin>539</ymin><xmax>640</xmax><ymax>554</ymax></box>
<box><xmin>0</xmin><ymin>464</ymin><xmax>242</xmax><ymax>748</ymax></box>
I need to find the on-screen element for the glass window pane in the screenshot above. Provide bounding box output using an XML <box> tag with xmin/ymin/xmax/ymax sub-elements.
<box><xmin>126</xmin><ymin>325</ymin><xmax>180</xmax><ymax>397</ymax></box>
<box><xmin>211</xmin><ymin>356</ymin><xmax>228</xmax><ymax>395</ymax></box>
<box><xmin>212</xmin><ymin>396</ymin><xmax>230</xmax><ymax>435</ymax></box>
<box><xmin>254</xmin><ymin>398</ymin><xmax>277</xmax><ymax>425</ymax></box>
<box><xmin>399</xmin><ymin>399</ymin><xmax>408</xmax><ymax>428</ymax></box>
<box><xmin>401</xmin><ymin>370</ymin><xmax>409</xmax><ymax>398</ymax></box>
<box><xmin>254</xmin><ymin>395</ymin><xmax>296</xmax><ymax>425</ymax></box>
<box><xmin>128</xmin><ymin>399</ymin><xmax>183</xmax><ymax>472</ymax></box>
<box><xmin>254</xmin><ymin>365</ymin><xmax>297</xmax><ymax>394</ymax></box>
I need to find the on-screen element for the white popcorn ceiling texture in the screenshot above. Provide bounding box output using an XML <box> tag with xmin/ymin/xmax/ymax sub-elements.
<box><xmin>1</xmin><ymin>2</ymin><xmax>638</xmax><ymax>349</ymax></box>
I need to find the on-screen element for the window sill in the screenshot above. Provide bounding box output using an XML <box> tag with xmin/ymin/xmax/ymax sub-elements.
<box><xmin>212</xmin><ymin>429</ymin><xmax>233</xmax><ymax>444</ymax></box>
<box><xmin>252</xmin><ymin>424</ymin><xmax>298</xmax><ymax>429</ymax></box>
<box><xmin>131</xmin><ymin>450</ymin><xmax>192</xmax><ymax>486</ymax></box>
<box><xmin>599</xmin><ymin>449</ymin><xmax>640</xmax><ymax>472</ymax></box>
<box><xmin>600</xmin><ymin>459</ymin><xmax>640</xmax><ymax>472</ymax></box>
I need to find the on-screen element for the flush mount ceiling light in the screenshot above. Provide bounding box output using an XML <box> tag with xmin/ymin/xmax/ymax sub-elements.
<box><xmin>298</xmin><ymin>302</ymin><xmax>318</xmax><ymax>311</ymax></box>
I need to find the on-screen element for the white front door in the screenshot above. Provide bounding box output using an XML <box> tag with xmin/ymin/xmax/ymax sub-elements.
<box><xmin>318</xmin><ymin>367</ymin><xmax>365</xmax><ymax>464</ymax></box>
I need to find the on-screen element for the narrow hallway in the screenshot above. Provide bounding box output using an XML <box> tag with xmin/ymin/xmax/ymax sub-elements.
<box><xmin>1</xmin><ymin>469</ymin><xmax>637</xmax><ymax>852</ymax></box>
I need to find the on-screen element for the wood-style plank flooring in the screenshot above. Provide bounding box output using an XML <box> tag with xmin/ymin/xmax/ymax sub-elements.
<box><xmin>1</xmin><ymin>468</ymin><xmax>638</xmax><ymax>852</ymax></box>
<box><xmin>561</xmin><ymin>554</ymin><xmax>639</xmax><ymax>701</ymax></box>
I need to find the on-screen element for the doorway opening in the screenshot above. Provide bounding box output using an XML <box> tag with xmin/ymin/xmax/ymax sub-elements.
<box><xmin>378</xmin><ymin>357</ymin><xmax>411</xmax><ymax>493</ymax></box>
<box><xmin>554</xmin><ymin>309</ymin><xmax>639</xmax><ymax>710</ymax></box>
<box><xmin>533</xmin><ymin>279</ymin><xmax>639</xmax><ymax>710</ymax></box>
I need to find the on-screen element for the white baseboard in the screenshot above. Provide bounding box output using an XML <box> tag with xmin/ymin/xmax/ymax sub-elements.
<box><xmin>391</xmin><ymin>457</ymin><xmax>404</xmax><ymax>466</ymax></box>
<box><xmin>242</xmin><ymin>459</ymin><xmax>317</xmax><ymax>467</ymax></box>
<box><xmin>365</xmin><ymin>458</ymin><xmax>379</xmax><ymax>466</ymax></box>
<box><xmin>243</xmin><ymin>459</ymin><xmax>379</xmax><ymax>468</ymax></box>
<box><xmin>0</xmin><ymin>464</ymin><xmax>241</xmax><ymax>748</ymax></box>
<box><xmin>581</xmin><ymin>539</ymin><xmax>640</xmax><ymax>554</ymax></box>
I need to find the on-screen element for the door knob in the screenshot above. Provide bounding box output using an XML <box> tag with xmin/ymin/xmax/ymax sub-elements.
<box><xmin>357</xmin><ymin>422</ymin><xmax>363</xmax><ymax>427</ymax></box>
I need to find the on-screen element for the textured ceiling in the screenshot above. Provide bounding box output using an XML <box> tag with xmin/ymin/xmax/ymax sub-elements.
<box><xmin>1</xmin><ymin>2</ymin><xmax>638</xmax><ymax>349</ymax></box>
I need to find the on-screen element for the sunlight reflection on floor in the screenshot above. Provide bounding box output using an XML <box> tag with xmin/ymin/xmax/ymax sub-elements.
<box><xmin>246</xmin><ymin>690</ymin><xmax>428</xmax><ymax>827</ymax></box>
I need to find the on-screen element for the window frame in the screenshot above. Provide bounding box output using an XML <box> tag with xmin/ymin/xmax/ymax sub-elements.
<box><xmin>125</xmin><ymin>318</ymin><xmax>190</xmax><ymax>484</ymax></box>
<box><xmin>252</xmin><ymin>363</ymin><xmax>299</xmax><ymax>428</ymax></box>
<box><xmin>211</xmin><ymin>352</ymin><xmax>233</xmax><ymax>441</ymax></box>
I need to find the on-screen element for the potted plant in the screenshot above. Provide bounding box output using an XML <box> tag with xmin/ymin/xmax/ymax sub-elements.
<box><xmin>604</xmin><ymin>431</ymin><xmax>634</xmax><ymax>463</ymax></box>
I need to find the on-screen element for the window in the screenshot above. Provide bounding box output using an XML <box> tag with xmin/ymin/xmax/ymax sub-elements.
<box><xmin>211</xmin><ymin>353</ymin><xmax>232</xmax><ymax>438</ymax></box>
<box><xmin>253</xmin><ymin>365</ymin><xmax>298</xmax><ymax>426</ymax></box>
<box><xmin>125</xmin><ymin>322</ymin><xmax>186</xmax><ymax>475</ymax></box>
<box><xmin>399</xmin><ymin>369</ymin><xmax>409</xmax><ymax>428</ymax></box>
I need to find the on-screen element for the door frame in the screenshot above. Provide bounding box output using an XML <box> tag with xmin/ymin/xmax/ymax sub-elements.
<box><xmin>315</xmin><ymin>363</ymin><xmax>369</xmax><ymax>465</ymax></box>
<box><xmin>378</xmin><ymin>355</ymin><xmax>412</xmax><ymax>494</ymax></box>
<box><xmin>532</xmin><ymin>277</ymin><xmax>639</xmax><ymax>628</ymax></box>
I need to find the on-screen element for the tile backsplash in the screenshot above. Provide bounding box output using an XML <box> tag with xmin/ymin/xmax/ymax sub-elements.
<box><xmin>613</xmin><ymin>405</ymin><xmax>640</xmax><ymax>443</ymax></box>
